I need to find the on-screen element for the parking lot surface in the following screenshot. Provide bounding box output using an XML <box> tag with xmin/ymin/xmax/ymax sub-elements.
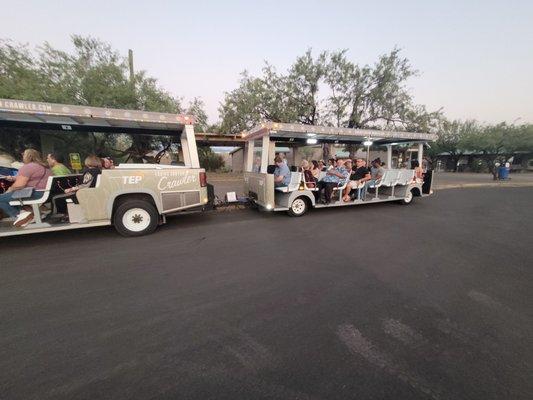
<box><xmin>1</xmin><ymin>187</ymin><xmax>532</xmax><ymax>399</ymax></box>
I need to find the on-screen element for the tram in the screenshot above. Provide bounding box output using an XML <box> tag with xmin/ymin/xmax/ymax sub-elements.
<box><xmin>0</xmin><ymin>99</ymin><xmax>214</xmax><ymax>237</ymax></box>
<box><xmin>242</xmin><ymin>122</ymin><xmax>436</xmax><ymax>216</ymax></box>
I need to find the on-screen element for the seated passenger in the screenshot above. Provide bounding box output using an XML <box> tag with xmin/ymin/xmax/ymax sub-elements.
<box><xmin>0</xmin><ymin>149</ymin><xmax>52</xmax><ymax>227</ymax></box>
<box><xmin>47</xmin><ymin>153</ymin><xmax>72</xmax><ymax>176</ymax></box>
<box><xmin>327</xmin><ymin>158</ymin><xmax>335</xmax><ymax>170</ymax></box>
<box><xmin>412</xmin><ymin>160</ymin><xmax>424</xmax><ymax>182</ymax></box>
<box><xmin>300</xmin><ymin>160</ymin><xmax>316</xmax><ymax>188</ymax></box>
<box><xmin>273</xmin><ymin>155</ymin><xmax>291</xmax><ymax>187</ymax></box>
<box><xmin>343</xmin><ymin>158</ymin><xmax>371</xmax><ymax>202</ymax></box>
<box><xmin>369</xmin><ymin>158</ymin><xmax>385</xmax><ymax>186</ymax></box>
<box><xmin>101</xmin><ymin>157</ymin><xmax>115</xmax><ymax>170</ymax></box>
<box><xmin>54</xmin><ymin>155</ymin><xmax>102</xmax><ymax>215</ymax></box>
<box><xmin>318</xmin><ymin>160</ymin><xmax>326</xmax><ymax>172</ymax></box>
<box><xmin>310</xmin><ymin>160</ymin><xmax>321</xmax><ymax>180</ymax></box>
<box><xmin>318</xmin><ymin>159</ymin><xmax>348</xmax><ymax>204</ymax></box>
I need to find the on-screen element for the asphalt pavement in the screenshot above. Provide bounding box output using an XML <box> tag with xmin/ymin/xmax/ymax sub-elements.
<box><xmin>1</xmin><ymin>187</ymin><xmax>532</xmax><ymax>400</ymax></box>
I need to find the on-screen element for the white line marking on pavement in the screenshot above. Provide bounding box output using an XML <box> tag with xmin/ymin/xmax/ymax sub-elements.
<box><xmin>382</xmin><ymin>318</ymin><xmax>427</xmax><ymax>348</ymax></box>
<box><xmin>337</xmin><ymin>324</ymin><xmax>443</xmax><ymax>400</ymax></box>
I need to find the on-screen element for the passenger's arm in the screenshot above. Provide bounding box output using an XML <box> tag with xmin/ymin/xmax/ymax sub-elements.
<box><xmin>6</xmin><ymin>175</ymin><xmax>29</xmax><ymax>192</ymax></box>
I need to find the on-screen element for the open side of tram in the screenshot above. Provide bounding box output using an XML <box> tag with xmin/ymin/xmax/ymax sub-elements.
<box><xmin>0</xmin><ymin>99</ymin><xmax>214</xmax><ymax>237</ymax></box>
<box><xmin>242</xmin><ymin>122</ymin><xmax>437</xmax><ymax>217</ymax></box>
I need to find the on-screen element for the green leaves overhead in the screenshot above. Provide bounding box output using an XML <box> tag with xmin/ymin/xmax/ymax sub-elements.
<box><xmin>219</xmin><ymin>48</ymin><xmax>441</xmax><ymax>134</ymax></box>
<box><xmin>0</xmin><ymin>35</ymin><xmax>182</xmax><ymax>112</ymax></box>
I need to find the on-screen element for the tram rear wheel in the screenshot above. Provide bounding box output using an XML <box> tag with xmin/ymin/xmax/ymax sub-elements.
<box><xmin>288</xmin><ymin>197</ymin><xmax>308</xmax><ymax>217</ymax></box>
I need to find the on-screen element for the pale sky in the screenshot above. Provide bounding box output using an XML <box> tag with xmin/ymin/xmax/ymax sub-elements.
<box><xmin>1</xmin><ymin>0</ymin><xmax>532</xmax><ymax>124</ymax></box>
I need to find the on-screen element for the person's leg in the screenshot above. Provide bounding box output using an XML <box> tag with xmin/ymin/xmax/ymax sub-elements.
<box><xmin>0</xmin><ymin>192</ymin><xmax>19</xmax><ymax>218</ymax></box>
<box><xmin>343</xmin><ymin>183</ymin><xmax>352</xmax><ymax>201</ymax></box>
<box><xmin>361</xmin><ymin>182</ymin><xmax>368</xmax><ymax>200</ymax></box>
<box><xmin>324</xmin><ymin>182</ymin><xmax>335</xmax><ymax>203</ymax></box>
<box><xmin>318</xmin><ymin>181</ymin><xmax>326</xmax><ymax>202</ymax></box>
<box><xmin>52</xmin><ymin>193</ymin><xmax>74</xmax><ymax>214</ymax></box>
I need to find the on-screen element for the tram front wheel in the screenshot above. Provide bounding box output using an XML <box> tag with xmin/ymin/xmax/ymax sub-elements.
<box><xmin>288</xmin><ymin>197</ymin><xmax>309</xmax><ymax>217</ymax></box>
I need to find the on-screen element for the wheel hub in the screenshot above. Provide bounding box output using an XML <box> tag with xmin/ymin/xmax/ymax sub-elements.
<box><xmin>122</xmin><ymin>208</ymin><xmax>151</xmax><ymax>232</ymax></box>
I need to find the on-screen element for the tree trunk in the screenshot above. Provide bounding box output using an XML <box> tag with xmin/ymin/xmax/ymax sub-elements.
<box><xmin>346</xmin><ymin>144</ymin><xmax>357</xmax><ymax>159</ymax></box>
<box><xmin>322</xmin><ymin>143</ymin><xmax>331</xmax><ymax>161</ymax></box>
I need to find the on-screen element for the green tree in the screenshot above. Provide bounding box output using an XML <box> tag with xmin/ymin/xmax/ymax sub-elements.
<box><xmin>219</xmin><ymin>48</ymin><xmax>440</xmax><ymax>159</ymax></box>
<box><xmin>461</xmin><ymin>123</ymin><xmax>533</xmax><ymax>178</ymax></box>
<box><xmin>186</xmin><ymin>98</ymin><xmax>208</xmax><ymax>133</ymax></box>
<box><xmin>0</xmin><ymin>35</ymin><xmax>207</xmax><ymax>162</ymax></box>
<box><xmin>198</xmin><ymin>146</ymin><xmax>224</xmax><ymax>171</ymax></box>
<box><xmin>426</xmin><ymin>119</ymin><xmax>478</xmax><ymax>172</ymax></box>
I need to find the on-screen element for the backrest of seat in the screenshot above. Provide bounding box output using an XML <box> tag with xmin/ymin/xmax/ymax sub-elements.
<box><xmin>43</xmin><ymin>176</ymin><xmax>54</xmax><ymax>191</ymax></box>
<box><xmin>398</xmin><ymin>170</ymin><xmax>415</xmax><ymax>185</ymax></box>
<box><xmin>288</xmin><ymin>172</ymin><xmax>302</xmax><ymax>191</ymax></box>
<box><xmin>384</xmin><ymin>170</ymin><xmax>400</xmax><ymax>185</ymax></box>
<box><xmin>396</xmin><ymin>170</ymin><xmax>407</xmax><ymax>185</ymax></box>
<box><xmin>50</xmin><ymin>175</ymin><xmax>83</xmax><ymax>196</ymax></box>
<box><xmin>378</xmin><ymin>170</ymin><xmax>389</xmax><ymax>184</ymax></box>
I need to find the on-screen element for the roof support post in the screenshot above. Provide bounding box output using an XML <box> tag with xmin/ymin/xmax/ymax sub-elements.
<box><xmin>268</xmin><ymin>139</ymin><xmax>276</xmax><ymax>165</ymax></box>
<box><xmin>418</xmin><ymin>143</ymin><xmax>424</xmax><ymax>165</ymax></box>
<box><xmin>245</xmin><ymin>140</ymin><xmax>255</xmax><ymax>172</ymax></box>
<box><xmin>260</xmin><ymin>134</ymin><xmax>270</xmax><ymax>173</ymax></box>
<box><xmin>386</xmin><ymin>145</ymin><xmax>393</xmax><ymax>169</ymax></box>
<box><xmin>181</xmin><ymin>124</ymin><xmax>200</xmax><ymax>168</ymax></box>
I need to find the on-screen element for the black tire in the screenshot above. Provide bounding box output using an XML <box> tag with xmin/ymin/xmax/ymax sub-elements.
<box><xmin>399</xmin><ymin>189</ymin><xmax>415</xmax><ymax>205</ymax></box>
<box><xmin>113</xmin><ymin>199</ymin><xmax>159</xmax><ymax>237</ymax></box>
<box><xmin>287</xmin><ymin>196</ymin><xmax>309</xmax><ymax>217</ymax></box>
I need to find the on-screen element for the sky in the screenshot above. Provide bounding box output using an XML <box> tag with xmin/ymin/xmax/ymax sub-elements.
<box><xmin>1</xmin><ymin>0</ymin><xmax>532</xmax><ymax>125</ymax></box>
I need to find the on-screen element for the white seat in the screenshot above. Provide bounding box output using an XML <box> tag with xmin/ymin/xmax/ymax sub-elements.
<box><xmin>275</xmin><ymin>172</ymin><xmax>302</xmax><ymax>193</ymax></box>
<box><xmin>397</xmin><ymin>170</ymin><xmax>415</xmax><ymax>185</ymax></box>
<box><xmin>380</xmin><ymin>170</ymin><xmax>400</xmax><ymax>197</ymax></box>
<box><xmin>368</xmin><ymin>170</ymin><xmax>388</xmax><ymax>199</ymax></box>
<box><xmin>331</xmin><ymin>175</ymin><xmax>351</xmax><ymax>202</ymax></box>
<box><xmin>9</xmin><ymin>176</ymin><xmax>55</xmax><ymax>225</ymax></box>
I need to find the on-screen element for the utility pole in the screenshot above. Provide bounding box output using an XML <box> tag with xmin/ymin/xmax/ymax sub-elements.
<box><xmin>128</xmin><ymin>49</ymin><xmax>135</xmax><ymax>88</ymax></box>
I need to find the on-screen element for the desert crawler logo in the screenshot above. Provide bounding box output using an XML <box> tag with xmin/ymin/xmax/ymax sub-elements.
<box><xmin>157</xmin><ymin>173</ymin><xmax>197</xmax><ymax>191</ymax></box>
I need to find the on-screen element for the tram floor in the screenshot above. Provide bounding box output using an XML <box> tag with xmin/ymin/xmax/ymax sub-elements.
<box><xmin>1</xmin><ymin>187</ymin><xmax>532</xmax><ymax>400</ymax></box>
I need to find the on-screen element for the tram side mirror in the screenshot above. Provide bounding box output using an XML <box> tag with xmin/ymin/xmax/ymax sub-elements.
<box><xmin>267</xmin><ymin>165</ymin><xmax>276</xmax><ymax>174</ymax></box>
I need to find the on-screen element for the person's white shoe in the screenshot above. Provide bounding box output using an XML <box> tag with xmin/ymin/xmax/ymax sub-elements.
<box><xmin>13</xmin><ymin>211</ymin><xmax>32</xmax><ymax>227</ymax></box>
<box><xmin>18</xmin><ymin>215</ymin><xmax>34</xmax><ymax>227</ymax></box>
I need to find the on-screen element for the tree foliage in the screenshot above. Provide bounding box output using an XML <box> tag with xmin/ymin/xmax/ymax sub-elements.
<box><xmin>219</xmin><ymin>48</ymin><xmax>441</xmax><ymax>135</ymax></box>
<box><xmin>0</xmin><ymin>36</ymin><xmax>207</xmax><ymax>162</ymax></box>
<box><xmin>427</xmin><ymin>120</ymin><xmax>533</xmax><ymax>173</ymax></box>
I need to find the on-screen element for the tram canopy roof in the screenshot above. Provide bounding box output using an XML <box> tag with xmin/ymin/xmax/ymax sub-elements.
<box><xmin>244</xmin><ymin>121</ymin><xmax>437</xmax><ymax>145</ymax></box>
<box><xmin>0</xmin><ymin>99</ymin><xmax>195</xmax><ymax>135</ymax></box>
